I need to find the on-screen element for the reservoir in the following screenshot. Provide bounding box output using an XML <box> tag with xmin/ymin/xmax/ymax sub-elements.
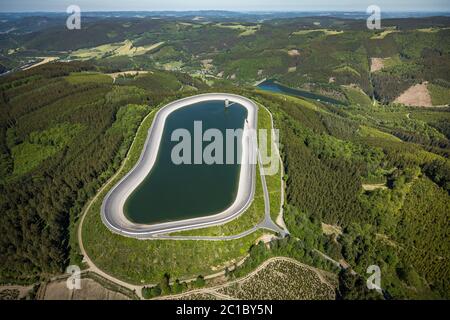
<box><xmin>124</xmin><ymin>100</ymin><xmax>248</xmax><ymax>224</ymax></box>
<box><xmin>257</xmin><ymin>79</ymin><xmax>346</xmax><ymax>105</ymax></box>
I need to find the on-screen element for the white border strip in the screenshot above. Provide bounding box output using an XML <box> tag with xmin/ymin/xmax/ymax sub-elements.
<box><xmin>101</xmin><ymin>93</ymin><xmax>258</xmax><ymax>239</ymax></box>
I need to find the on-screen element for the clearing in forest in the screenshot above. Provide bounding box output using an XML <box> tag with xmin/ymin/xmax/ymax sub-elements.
<box><xmin>370</xmin><ymin>28</ymin><xmax>399</xmax><ymax>39</ymax></box>
<box><xmin>70</xmin><ymin>40</ymin><xmax>165</xmax><ymax>60</ymax></box>
<box><xmin>161</xmin><ymin>257</ymin><xmax>337</xmax><ymax>300</ymax></box>
<box><xmin>370</xmin><ymin>57</ymin><xmax>385</xmax><ymax>72</ymax></box>
<box><xmin>394</xmin><ymin>83</ymin><xmax>433</xmax><ymax>107</ymax></box>
<box><xmin>292</xmin><ymin>29</ymin><xmax>343</xmax><ymax>36</ymax></box>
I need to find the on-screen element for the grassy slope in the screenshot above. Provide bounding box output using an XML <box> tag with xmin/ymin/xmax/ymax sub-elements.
<box><xmin>342</xmin><ymin>86</ymin><xmax>373</xmax><ymax>107</ymax></box>
<box><xmin>65</xmin><ymin>72</ymin><xmax>113</xmax><ymax>84</ymax></box>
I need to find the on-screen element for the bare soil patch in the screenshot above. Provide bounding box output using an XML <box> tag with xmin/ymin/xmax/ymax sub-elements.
<box><xmin>321</xmin><ymin>223</ymin><xmax>343</xmax><ymax>237</ymax></box>
<box><xmin>107</xmin><ymin>71</ymin><xmax>149</xmax><ymax>82</ymax></box>
<box><xmin>288</xmin><ymin>49</ymin><xmax>300</xmax><ymax>57</ymax></box>
<box><xmin>370</xmin><ymin>58</ymin><xmax>385</xmax><ymax>72</ymax></box>
<box><xmin>362</xmin><ymin>183</ymin><xmax>388</xmax><ymax>191</ymax></box>
<box><xmin>43</xmin><ymin>279</ymin><xmax>129</xmax><ymax>300</ymax></box>
<box><xmin>394</xmin><ymin>83</ymin><xmax>432</xmax><ymax>107</ymax></box>
<box><xmin>23</xmin><ymin>57</ymin><xmax>58</xmax><ymax>70</ymax></box>
<box><xmin>160</xmin><ymin>257</ymin><xmax>336</xmax><ymax>300</ymax></box>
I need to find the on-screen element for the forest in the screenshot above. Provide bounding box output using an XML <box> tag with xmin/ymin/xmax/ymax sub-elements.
<box><xmin>0</xmin><ymin>13</ymin><xmax>448</xmax><ymax>300</ymax></box>
<box><xmin>245</xmin><ymin>91</ymin><xmax>450</xmax><ymax>299</ymax></box>
<box><xmin>2</xmin><ymin>15</ymin><xmax>450</xmax><ymax>107</ymax></box>
<box><xmin>0</xmin><ymin>62</ymin><xmax>207</xmax><ymax>283</ymax></box>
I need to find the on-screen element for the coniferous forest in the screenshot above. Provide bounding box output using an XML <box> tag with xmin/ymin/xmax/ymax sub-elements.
<box><xmin>0</xmin><ymin>12</ymin><xmax>449</xmax><ymax>300</ymax></box>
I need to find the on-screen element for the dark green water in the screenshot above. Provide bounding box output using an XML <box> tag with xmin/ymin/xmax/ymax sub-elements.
<box><xmin>257</xmin><ymin>79</ymin><xmax>346</xmax><ymax>105</ymax></box>
<box><xmin>124</xmin><ymin>100</ymin><xmax>248</xmax><ymax>224</ymax></box>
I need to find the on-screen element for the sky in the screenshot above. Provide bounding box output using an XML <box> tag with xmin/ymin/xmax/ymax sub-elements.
<box><xmin>0</xmin><ymin>0</ymin><xmax>449</xmax><ymax>12</ymax></box>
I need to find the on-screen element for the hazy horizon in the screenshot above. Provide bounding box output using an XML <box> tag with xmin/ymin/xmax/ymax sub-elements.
<box><xmin>1</xmin><ymin>9</ymin><xmax>450</xmax><ymax>13</ymax></box>
<box><xmin>0</xmin><ymin>0</ymin><xmax>449</xmax><ymax>13</ymax></box>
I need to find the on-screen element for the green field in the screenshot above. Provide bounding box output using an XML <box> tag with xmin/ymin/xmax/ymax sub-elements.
<box><xmin>65</xmin><ymin>72</ymin><xmax>113</xmax><ymax>84</ymax></box>
<box><xmin>342</xmin><ymin>85</ymin><xmax>372</xmax><ymax>107</ymax></box>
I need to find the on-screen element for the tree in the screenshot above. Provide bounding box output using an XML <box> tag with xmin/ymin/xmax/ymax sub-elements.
<box><xmin>142</xmin><ymin>285</ymin><xmax>162</xmax><ymax>299</ymax></box>
<box><xmin>338</xmin><ymin>269</ymin><xmax>383</xmax><ymax>300</ymax></box>
<box><xmin>194</xmin><ymin>275</ymin><xmax>206</xmax><ymax>288</ymax></box>
<box><xmin>172</xmin><ymin>279</ymin><xmax>185</xmax><ymax>294</ymax></box>
<box><xmin>160</xmin><ymin>273</ymin><xmax>171</xmax><ymax>295</ymax></box>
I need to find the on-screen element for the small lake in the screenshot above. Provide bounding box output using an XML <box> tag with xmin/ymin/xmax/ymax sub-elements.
<box><xmin>257</xmin><ymin>79</ymin><xmax>346</xmax><ymax>105</ymax></box>
<box><xmin>124</xmin><ymin>100</ymin><xmax>247</xmax><ymax>224</ymax></box>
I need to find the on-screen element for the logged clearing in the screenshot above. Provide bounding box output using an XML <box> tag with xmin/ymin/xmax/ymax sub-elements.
<box><xmin>161</xmin><ymin>60</ymin><xmax>184</xmax><ymax>71</ymax></box>
<box><xmin>42</xmin><ymin>279</ymin><xmax>129</xmax><ymax>300</ymax></box>
<box><xmin>376</xmin><ymin>233</ymin><xmax>399</xmax><ymax>247</ymax></box>
<box><xmin>201</xmin><ymin>59</ymin><xmax>214</xmax><ymax>71</ymax></box>
<box><xmin>394</xmin><ymin>83</ymin><xmax>433</xmax><ymax>107</ymax></box>
<box><xmin>292</xmin><ymin>29</ymin><xmax>343</xmax><ymax>36</ymax></box>
<box><xmin>288</xmin><ymin>49</ymin><xmax>300</xmax><ymax>56</ymax></box>
<box><xmin>70</xmin><ymin>40</ymin><xmax>165</xmax><ymax>60</ymax></box>
<box><xmin>107</xmin><ymin>70</ymin><xmax>149</xmax><ymax>82</ymax></box>
<box><xmin>255</xmin><ymin>234</ymin><xmax>277</xmax><ymax>244</ymax></box>
<box><xmin>370</xmin><ymin>57</ymin><xmax>385</xmax><ymax>72</ymax></box>
<box><xmin>371</xmin><ymin>56</ymin><xmax>401</xmax><ymax>73</ymax></box>
<box><xmin>215</xmin><ymin>258</ymin><xmax>336</xmax><ymax>300</ymax></box>
<box><xmin>160</xmin><ymin>257</ymin><xmax>336</xmax><ymax>300</ymax></box>
<box><xmin>362</xmin><ymin>183</ymin><xmax>388</xmax><ymax>191</ymax></box>
<box><xmin>214</xmin><ymin>23</ymin><xmax>261</xmax><ymax>37</ymax></box>
<box><xmin>239</xmin><ymin>27</ymin><xmax>260</xmax><ymax>37</ymax></box>
<box><xmin>321</xmin><ymin>223</ymin><xmax>343</xmax><ymax>237</ymax></box>
<box><xmin>371</xmin><ymin>29</ymin><xmax>399</xmax><ymax>39</ymax></box>
<box><xmin>417</xmin><ymin>27</ymin><xmax>450</xmax><ymax>33</ymax></box>
<box><xmin>23</xmin><ymin>57</ymin><xmax>58</xmax><ymax>70</ymax></box>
